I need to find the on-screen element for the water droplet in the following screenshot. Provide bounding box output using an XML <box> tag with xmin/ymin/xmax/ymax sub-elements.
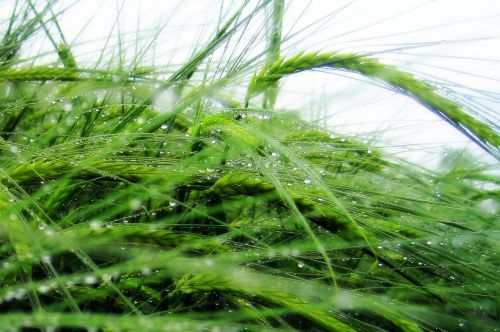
<box><xmin>8</xmin><ymin>144</ymin><xmax>19</xmax><ymax>154</ymax></box>
<box><xmin>14</xmin><ymin>288</ymin><xmax>26</xmax><ymax>299</ymax></box>
<box><xmin>297</xmin><ymin>262</ymin><xmax>304</xmax><ymax>268</ymax></box>
<box><xmin>129</xmin><ymin>199</ymin><xmax>142</xmax><ymax>211</ymax></box>
<box><xmin>304</xmin><ymin>178</ymin><xmax>312</xmax><ymax>184</ymax></box>
<box><xmin>84</xmin><ymin>275</ymin><xmax>98</xmax><ymax>285</ymax></box>
<box><xmin>41</xmin><ymin>255</ymin><xmax>51</xmax><ymax>264</ymax></box>
<box><xmin>160</xmin><ymin>123</ymin><xmax>169</xmax><ymax>130</ymax></box>
<box><xmin>90</xmin><ymin>220</ymin><xmax>102</xmax><ymax>230</ymax></box>
<box><xmin>62</xmin><ymin>102</ymin><xmax>73</xmax><ymax>112</ymax></box>
<box><xmin>38</xmin><ymin>284</ymin><xmax>50</xmax><ymax>294</ymax></box>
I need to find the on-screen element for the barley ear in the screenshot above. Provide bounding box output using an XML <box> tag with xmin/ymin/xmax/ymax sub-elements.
<box><xmin>247</xmin><ymin>51</ymin><xmax>499</xmax><ymax>156</ymax></box>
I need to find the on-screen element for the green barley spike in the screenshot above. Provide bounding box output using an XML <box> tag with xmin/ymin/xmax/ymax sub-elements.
<box><xmin>247</xmin><ymin>51</ymin><xmax>499</xmax><ymax>155</ymax></box>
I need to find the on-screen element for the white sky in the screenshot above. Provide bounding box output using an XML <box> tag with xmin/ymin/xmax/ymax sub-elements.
<box><xmin>4</xmin><ymin>0</ymin><xmax>500</xmax><ymax>167</ymax></box>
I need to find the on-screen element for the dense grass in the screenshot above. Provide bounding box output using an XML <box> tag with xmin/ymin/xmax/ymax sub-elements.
<box><xmin>0</xmin><ymin>1</ymin><xmax>499</xmax><ymax>331</ymax></box>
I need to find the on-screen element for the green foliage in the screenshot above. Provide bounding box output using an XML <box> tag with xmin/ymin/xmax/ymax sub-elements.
<box><xmin>0</xmin><ymin>1</ymin><xmax>498</xmax><ymax>331</ymax></box>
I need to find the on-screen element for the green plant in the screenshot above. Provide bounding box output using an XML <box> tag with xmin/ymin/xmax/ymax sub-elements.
<box><xmin>0</xmin><ymin>1</ymin><xmax>498</xmax><ymax>331</ymax></box>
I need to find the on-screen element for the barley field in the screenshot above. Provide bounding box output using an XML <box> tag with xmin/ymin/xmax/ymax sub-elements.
<box><xmin>0</xmin><ymin>1</ymin><xmax>498</xmax><ymax>331</ymax></box>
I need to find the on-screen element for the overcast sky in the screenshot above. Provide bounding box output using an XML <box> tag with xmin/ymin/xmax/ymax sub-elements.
<box><xmin>5</xmin><ymin>0</ymin><xmax>499</xmax><ymax>167</ymax></box>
